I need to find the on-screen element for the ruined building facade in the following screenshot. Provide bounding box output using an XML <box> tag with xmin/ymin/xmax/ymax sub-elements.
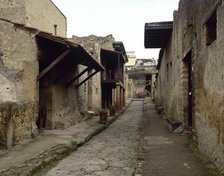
<box><xmin>70</xmin><ymin>35</ymin><xmax>129</xmax><ymax>115</ymax></box>
<box><xmin>0</xmin><ymin>0</ymin><xmax>104</xmax><ymax>148</ymax></box>
<box><xmin>145</xmin><ymin>0</ymin><xmax>224</xmax><ymax>171</ymax></box>
<box><xmin>69</xmin><ymin>35</ymin><xmax>115</xmax><ymax>114</ymax></box>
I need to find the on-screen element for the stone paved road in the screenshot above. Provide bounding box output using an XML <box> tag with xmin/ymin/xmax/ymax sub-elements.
<box><xmin>138</xmin><ymin>98</ymin><xmax>216</xmax><ymax>176</ymax></box>
<box><xmin>45</xmin><ymin>101</ymin><xmax>143</xmax><ymax>176</ymax></box>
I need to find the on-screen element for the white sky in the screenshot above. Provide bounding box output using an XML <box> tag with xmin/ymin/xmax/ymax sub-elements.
<box><xmin>52</xmin><ymin>0</ymin><xmax>179</xmax><ymax>59</ymax></box>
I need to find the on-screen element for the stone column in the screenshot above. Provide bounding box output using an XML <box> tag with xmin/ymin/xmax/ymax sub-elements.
<box><xmin>87</xmin><ymin>69</ymin><xmax>93</xmax><ymax>110</ymax></box>
<box><xmin>120</xmin><ymin>87</ymin><xmax>123</xmax><ymax>109</ymax></box>
<box><xmin>116</xmin><ymin>84</ymin><xmax>121</xmax><ymax>111</ymax></box>
<box><xmin>123</xmin><ymin>89</ymin><xmax>126</xmax><ymax>107</ymax></box>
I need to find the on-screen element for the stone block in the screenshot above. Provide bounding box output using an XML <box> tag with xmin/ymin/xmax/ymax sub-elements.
<box><xmin>86</xmin><ymin>111</ymin><xmax>95</xmax><ymax>119</ymax></box>
<box><xmin>109</xmin><ymin>106</ymin><xmax>116</xmax><ymax>116</ymax></box>
<box><xmin>166</xmin><ymin>117</ymin><xmax>183</xmax><ymax>133</ymax></box>
<box><xmin>99</xmin><ymin>109</ymin><xmax>109</xmax><ymax>124</ymax></box>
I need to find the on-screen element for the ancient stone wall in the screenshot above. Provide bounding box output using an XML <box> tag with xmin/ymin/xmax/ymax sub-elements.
<box><xmin>72</xmin><ymin>35</ymin><xmax>115</xmax><ymax>51</ymax></box>
<box><xmin>75</xmin><ymin>65</ymin><xmax>89</xmax><ymax>114</ymax></box>
<box><xmin>0</xmin><ymin>0</ymin><xmax>26</xmax><ymax>24</ymax></box>
<box><xmin>25</xmin><ymin>0</ymin><xmax>67</xmax><ymax>37</ymax></box>
<box><xmin>155</xmin><ymin>0</ymin><xmax>224</xmax><ymax>171</ymax></box>
<box><xmin>125</xmin><ymin>74</ymin><xmax>135</xmax><ymax>100</ymax></box>
<box><xmin>70</xmin><ymin>35</ymin><xmax>115</xmax><ymax>114</ymax></box>
<box><xmin>0</xmin><ymin>0</ymin><xmax>67</xmax><ymax>37</ymax></box>
<box><xmin>52</xmin><ymin>70</ymin><xmax>81</xmax><ymax>129</ymax></box>
<box><xmin>0</xmin><ymin>20</ymin><xmax>38</xmax><ymax>147</ymax></box>
<box><xmin>192</xmin><ymin>0</ymin><xmax>224</xmax><ymax>171</ymax></box>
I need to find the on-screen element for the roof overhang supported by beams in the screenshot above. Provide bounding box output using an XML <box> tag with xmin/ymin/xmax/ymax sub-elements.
<box><xmin>34</xmin><ymin>32</ymin><xmax>104</xmax><ymax>87</ymax></box>
<box><xmin>101</xmin><ymin>48</ymin><xmax>126</xmax><ymax>64</ymax></box>
<box><xmin>112</xmin><ymin>42</ymin><xmax>128</xmax><ymax>62</ymax></box>
<box><xmin>144</xmin><ymin>21</ymin><xmax>173</xmax><ymax>48</ymax></box>
<box><xmin>37</xmin><ymin>49</ymin><xmax>71</xmax><ymax>80</ymax></box>
<box><xmin>0</xmin><ymin>18</ymin><xmax>105</xmax><ymax>88</ymax></box>
<box><xmin>36</xmin><ymin>32</ymin><xmax>104</xmax><ymax>72</ymax></box>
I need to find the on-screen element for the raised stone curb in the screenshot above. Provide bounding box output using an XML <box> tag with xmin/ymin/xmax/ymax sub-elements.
<box><xmin>0</xmin><ymin>123</ymin><xmax>110</xmax><ymax>176</ymax></box>
<box><xmin>0</xmin><ymin>99</ymin><xmax>132</xmax><ymax>176</ymax></box>
<box><xmin>0</xmin><ymin>141</ymin><xmax>77</xmax><ymax>176</ymax></box>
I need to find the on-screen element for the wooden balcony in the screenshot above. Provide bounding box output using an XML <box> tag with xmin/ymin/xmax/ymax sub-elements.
<box><xmin>101</xmin><ymin>69</ymin><xmax>124</xmax><ymax>84</ymax></box>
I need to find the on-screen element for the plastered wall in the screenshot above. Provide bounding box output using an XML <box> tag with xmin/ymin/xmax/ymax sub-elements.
<box><xmin>155</xmin><ymin>0</ymin><xmax>224</xmax><ymax>171</ymax></box>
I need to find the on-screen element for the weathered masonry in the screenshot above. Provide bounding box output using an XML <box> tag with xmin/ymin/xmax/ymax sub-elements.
<box><xmin>0</xmin><ymin>19</ymin><xmax>103</xmax><ymax>148</ymax></box>
<box><xmin>101</xmin><ymin>42</ymin><xmax>128</xmax><ymax>113</ymax></box>
<box><xmin>0</xmin><ymin>0</ymin><xmax>67</xmax><ymax>37</ymax></box>
<box><xmin>70</xmin><ymin>35</ymin><xmax>115</xmax><ymax>114</ymax></box>
<box><xmin>145</xmin><ymin>0</ymin><xmax>224</xmax><ymax>171</ymax></box>
<box><xmin>145</xmin><ymin>66</ymin><xmax>157</xmax><ymax>98</ymax></box>
<box><xmin>70</xmin><ymin>36</ymin><xmax>129</xmax><ymax>115</ymax></box>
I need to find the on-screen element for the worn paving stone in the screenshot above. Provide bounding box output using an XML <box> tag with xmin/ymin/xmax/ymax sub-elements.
<box><xmin>45</xmin><ymin>101</ymin><xmax>143</xmax><ymax>176</ymax></box>
<box><xmin>138</xmin><ymin>98</ymin><xmax>217</xmax><ymax>176</ymax></box>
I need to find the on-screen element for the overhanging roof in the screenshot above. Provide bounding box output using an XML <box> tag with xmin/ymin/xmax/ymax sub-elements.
<box><xmin>36</xmin><ymin>32</ymin><xmax>104</xmax><ymax>71</ymax></box>
<box><xmin>101</xmin><ymin>48</ymin><xmax>126</xmax><ymax>63</ymax></box>
<box><xmin>0</xmin><ymin>18</ymin><xmax>104</xmax><ymax>72</ymax></box>
<box><xmin>113</xmin><ymin>42</ymin><xmax>128</xmax><ymax>62</ymax></box>
<box><xmin>144</xmin><ymin>21</ymin><xmax>173</xmax><ymax>48</ymax></box>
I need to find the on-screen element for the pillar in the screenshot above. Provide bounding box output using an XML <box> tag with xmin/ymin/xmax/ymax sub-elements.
<box><xmin>116</xmin><ymin>84</ymin><xmax>121</xmax><ymax>111</ymax></box>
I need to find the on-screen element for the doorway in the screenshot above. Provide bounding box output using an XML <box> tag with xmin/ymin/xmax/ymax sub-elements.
<box><xmin>183</xmin><ymin>51</ymin><xmax>193</xmax><ymax>129</ymax></box>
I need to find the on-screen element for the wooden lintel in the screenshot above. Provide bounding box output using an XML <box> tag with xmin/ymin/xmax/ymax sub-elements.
<box><xmin>75</xmin><ymin>70</ymin><xmax>98</xmax><ymax>89</ymax></box>
<box><xmin>66</xmin><ymin>67</ymin><xmax>91</xmax><ymax>86</ymax></box>
<box><xmin>37</xmin><ymin>49</ymin><xmax>70</xmax><ymax>80</ymax></box>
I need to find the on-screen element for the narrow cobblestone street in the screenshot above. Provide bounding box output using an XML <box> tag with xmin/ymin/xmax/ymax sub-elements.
<box><xmin>138</xmin><ymin>98</ymin><xmax>216</xmax><ymax>176</ymax></box>
<box><xmin>43</xmin><ymin>99</ymin><xmax>218</xmax><ymax>176</ymax></box>
<box><xmin>45</xmin><ymin>101</ymin><xmax>143</xmax><ymax>176</ymax></box>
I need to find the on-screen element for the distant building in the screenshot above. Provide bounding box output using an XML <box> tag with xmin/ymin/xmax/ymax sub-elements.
<box><xmin>126</xmin><ymin>51</ymin><xmax>136</xmax><ymax>71</ymax></box>
<box><xmin>134</xmin><ymin>58</ymin><xmax>157</xmax><ymax>70</ymax></box>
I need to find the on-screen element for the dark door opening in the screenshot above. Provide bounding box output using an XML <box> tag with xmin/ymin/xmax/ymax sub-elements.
<box><xmin>102</xmin><ymin>85</ymin><xmax>112</xmax><ymax>109</ymax></box>
<box><xmin>145</xmin><ymin>74</ymin><xmax>152</xmax><ymax>96</ymax></box>
<box><xmin>183</xmin><ymin>51</ymin><xmax>193</xmax><ymax>128</ymax></box>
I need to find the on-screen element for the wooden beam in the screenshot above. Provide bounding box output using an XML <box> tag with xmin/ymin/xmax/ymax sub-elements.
<box><xmin>66</xmin><ymin>67</ymin><xmax>90</xmax><ymax>86</ymax></box>
<box><xmin>37</xmin><ymin>49</ymin><xmax>70</xmax><ymax>80</ymax></box>
<box><xmin>75</xmin><ymin>70</ymin><xmax>98</xmax><ymax>88</ymax></box>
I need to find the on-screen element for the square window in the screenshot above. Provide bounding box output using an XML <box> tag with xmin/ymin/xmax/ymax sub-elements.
<box><xmin>206</xmin><ymin>11</ymin><xmax>217</xmax><ymax>46</ymax></box>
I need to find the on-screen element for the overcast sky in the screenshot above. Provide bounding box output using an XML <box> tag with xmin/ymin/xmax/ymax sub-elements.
<box><xmin>52</xmin><ymin>0</ymin><xmax>179</xmax><ymax>59</ymax></box>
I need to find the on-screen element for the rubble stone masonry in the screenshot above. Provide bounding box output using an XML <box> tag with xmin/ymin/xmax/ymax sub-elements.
<box><xmin>0</xmin><ymin>20</ymin><xmax>39</xmax><ymax>147</ymax></box>
<box><xmin>155</xmin><ymin>0</ymin><xmax>224</xmax><ymax>171</ymax></box>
